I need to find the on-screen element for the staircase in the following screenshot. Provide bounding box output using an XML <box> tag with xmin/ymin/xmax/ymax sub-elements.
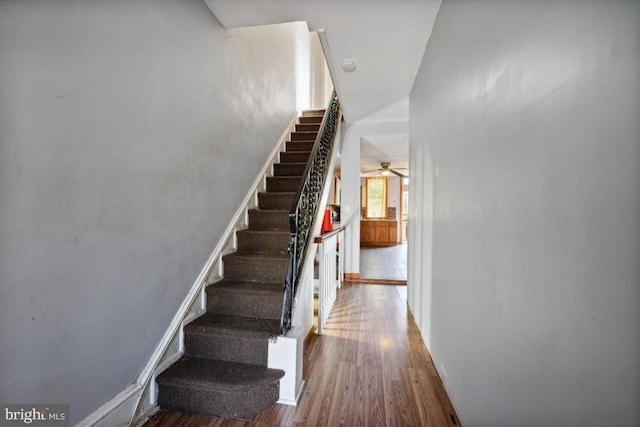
<box><xmin>156</xmin><ymin>109</ymin><xmax>325</xmax><ymax>419</ymax></box>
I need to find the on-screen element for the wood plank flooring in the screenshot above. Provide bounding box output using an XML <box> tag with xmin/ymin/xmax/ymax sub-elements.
<box><xmin>359</xmin><ymin>244</ymin><xmax>408</xmax><ymax>282</ymax></box>
<box><xmin>143</xmin><ymin>283</ymin><xmax>460</xmax><ymax>426</ymax></box>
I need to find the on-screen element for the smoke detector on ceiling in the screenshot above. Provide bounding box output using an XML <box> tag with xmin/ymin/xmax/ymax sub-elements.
<box><xmin>341</xmin><ymin>59</ymin><xmax>356</xmax><ymax>72</ymax></box>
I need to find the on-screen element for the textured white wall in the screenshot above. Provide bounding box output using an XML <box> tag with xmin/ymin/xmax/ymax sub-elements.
<box><xmin>340</xmin><ymin>126</ymin><xmax>361</xmax><ymax>275</ymax></box>
<box><xmin>386</xmin><ymin>176</ymin><xmax>399</xmax><ymax>213</ymax></box>
<box><xmin>204</xmin><ymin>0</ymin><xmax>441</xmax><ymax>123</ymax></box>
<box><xmin>0</xmin><ymin>1</ymin><xmax>299</xmax><ymax>423</ymax></box>
<box><xmin>409</xmin><ymin>0</ymin><xmax>640</xmax><ymax>426</ymax></box>
<box><xmin>309</xmin><ymin>32</ymin><xmax>333</xmax><ymax>110</ymax></box>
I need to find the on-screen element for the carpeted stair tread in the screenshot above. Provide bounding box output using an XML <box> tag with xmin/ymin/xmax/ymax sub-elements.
<box><xmin>279</xmin><ymin>151</ymin><xmax>311</xmax><ymax>163</ymax></box>
<box><xmin>290</xmin><ymin>131</ymin><xmax>318</xmax><ymax>141</ymax></box>
<box><xmin>237</xmin><ymin>229</ymin><xmax>290</xmax><ymax>255</ymax></box>
<box><xmin>237</xmin><ymin>229</ymin><xmax>290</xmax><ymax>236</ymax></box>
<box><xmin>208</xmin><ymin>280</ymin><xmax>283</xmax><ymax>295</ymax></box>
<box><xmin>301</xmin><ymin>109</ymin><xmax>325</xmax><ymax>116</ymax></box>
<box><xmin>185</xmin><ymin>313</ymin><xmax>280</xmax><ymax>339</ymax></box>
<box><xmin>257</xmin><ymin>192</ymin><xmax>296</xmax><ymax>210</ymax></box>
<box><xmin>299</xmin><ymin>115</ymin><xmax>323</xmax><ymax>124</ymax></box>
<box><xmin>295</xmin><ymin>123</ymin><xmax>320</xmax><ymax>132</ymax></box>
<box><xmin>184</xmin><ymin>313</ymin><xmax>278</xmax><ymax>364</ymax></box>
<box><xmin>222</xmin><ymin>252</ymin><xmax>289</xmax><ymax>283</ymax></box>
<box><xmin>207</xmin><ymin>280</ymin><xmax>283</xmax><ymax>320</ymax></box>
<box><xmin>157</xmin><ymin>357</ymin><xmax>284</xmax><ymax>391</ymax></box>
<box><xmin>247</xmin><ymin>209</ymin><xmax>289</xmax><ymax>231</ymax></box>
<box><xmin>286</xmin><ymin>140</ymin><xmax>315</xmax><ymax>152</ymax></box>
<box><xmin>274</xmin><ymin>162</ymin><xmax>307</xmax><ymax>176</ymax></box>
<box><xmin>157</xmin><ymin>357</ymin><xmax>284</xmax><ymax>419</ymax></box>
<box><xmin>223</xmin><ymin>252</ymin><xmax>289</xmax><ymax>261</ymax></box>
<box><xmin>274</xmin><ymin>161</ymin><xmax>307</xmax><ymax>168</ymax></box>
<box><xmin>266</xmin><ymin>176</ymin><xmax>303</xmax><ymax>192</ymax></box>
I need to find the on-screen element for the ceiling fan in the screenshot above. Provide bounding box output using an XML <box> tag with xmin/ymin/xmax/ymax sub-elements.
<box><xmin>362</xmin><ymin>162</ymin><xmax>408</xmax><ymax>177</ymax></box>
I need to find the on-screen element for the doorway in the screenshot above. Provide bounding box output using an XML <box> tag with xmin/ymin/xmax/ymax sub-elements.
<box><xmin>358</xmin><ymin>176</ymin><xmax>408</xmax><ymax>283</ymax></box>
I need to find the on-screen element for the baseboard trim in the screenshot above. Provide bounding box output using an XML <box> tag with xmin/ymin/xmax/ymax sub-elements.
<box><xmin>349</xmin><ymin>277</ymin><xmax>407</xmax><ymax>286</ymax></box>
<box><xmin>304</xmin><ymin>324</ymin><xmax>317</xmax><ymax>347</ymax></box>
<box><xmin>276</xmin><ymin>379</ymin><xmax>306</xmax><ymax>406</ymax></box>
<box><xmin>76</xmin><ymin>383</ymin><xmax>143</xmax><ymax>427</ymax></box>
<box><xmin>344</xmin><ymin>273</ymin><xmax>360</xmax><ymax>280</ymax></box>
<box><xmin>131</xmin><ymin>406</ymin><xmax>159</xmax><ymax>427</ymax></box>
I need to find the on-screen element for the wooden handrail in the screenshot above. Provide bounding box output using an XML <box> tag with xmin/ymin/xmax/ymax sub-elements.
<box><xmin>314</xmin><ymin>226</ymin><xmax>345</xmax><ymax>243</ymax></box>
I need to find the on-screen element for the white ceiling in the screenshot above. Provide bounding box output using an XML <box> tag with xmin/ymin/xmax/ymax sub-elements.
<box><xmin>360</xmin><ymin>134</ymin><xmax>409</xmax><ymax>176</ymax></box>
<box><xmin>204</xmin><ymin>0</ymin><xmax>441</xmax><ymax>176</ymax></box>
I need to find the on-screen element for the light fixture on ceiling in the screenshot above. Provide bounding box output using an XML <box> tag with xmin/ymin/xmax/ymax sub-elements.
<box><xmin>364</xmin><ymin>162</ymin><xmax>408</xmax><ymax>177</ymax></box>
<box><xmin>341</xmin><ymin>59</ymin><xmax>356</xmax><ymax>72</ymax></box>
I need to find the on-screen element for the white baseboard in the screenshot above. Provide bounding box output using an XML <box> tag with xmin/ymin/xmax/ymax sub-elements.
<box><xmin>75</xmin><ymin>383</ymin><xmax>142</xmax><ymax>427</ymax></box>
<box><xmin>130</xmin><ymin>406</ymin><xmax>159</xmax><ymax>427</ymax></box>
<box><xmin>277</xmin><ymin>379</ymin><xmax>306</xmax><ymax>406</ymax></box>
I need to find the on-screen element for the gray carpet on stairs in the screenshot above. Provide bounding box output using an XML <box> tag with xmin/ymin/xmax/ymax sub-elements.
<box><xmin>156</xmin><ymin>111</ymin><xmax>323</xmax><ymax>419</ymax></box>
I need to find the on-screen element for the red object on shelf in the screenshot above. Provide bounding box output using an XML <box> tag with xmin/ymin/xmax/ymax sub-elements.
<box><xmin>321</xmin><ymin>209</ymin><xmax>333</xmax><ymax>234</ymax></box>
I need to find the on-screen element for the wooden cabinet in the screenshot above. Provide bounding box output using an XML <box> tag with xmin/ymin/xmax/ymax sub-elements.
<box><xmin>389</xmin><ymin>221</ymin><xmax>399</xmax><ymax>245</ymax></box>
<box><xmin>360</xmin><ymin>220</ymin><xmax>398</xmax><ymax>246</ymax></box>
<box><xmin>361</xmin><ymin>222</ymin><xmax>377</xmax><ymax>243</ymax></box>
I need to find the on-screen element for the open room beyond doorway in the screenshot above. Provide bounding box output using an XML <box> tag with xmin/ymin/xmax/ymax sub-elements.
<box><xmin>359</xmin><ymin>243</ymin><xmax>407</xmax><ymax>284</ymax></box>
<box><xmin>358</xmin><ymin>168</ymin><xmax>409</xmax><ymax>284</ymax></box>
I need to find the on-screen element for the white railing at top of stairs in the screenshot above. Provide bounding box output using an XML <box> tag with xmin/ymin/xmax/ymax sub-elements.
<box><xmin>129</xmin><ymin>114</ymin><xmax>298</xmax><ymax>426</ymax></box>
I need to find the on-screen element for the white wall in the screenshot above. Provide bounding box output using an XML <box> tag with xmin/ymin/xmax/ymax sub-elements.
<box><xmin>309</xmin><ymin>32</ymin><xmax>333</xmax><ymax>111</ymax></box>
<box><xmin>387</xmin><ymin>176</ymin><xmax>401</xmax><ymax>214</ymax></box>
<box><xmin>0</xmin><ymin>1</ymin><xmax>300</xmax><ymax>424</ymax></box>
<box><xmin>409</xmin><ymin>0</ymin><xmax>640</xmax><ymax>426</ymax></box>
<box><xmin>294</xmin><ymin>23</ymin><xmax>311</xmax><ymax>113</ymax></box>
<box><xmin>339</xmin><ymin>125</ymin><xmax>361</xmax><ymax>275</ymax></box>
<box><xmin>204</xmin><ymin>0</ymin><xmax>441</xmax><ymax>123</ymax></box>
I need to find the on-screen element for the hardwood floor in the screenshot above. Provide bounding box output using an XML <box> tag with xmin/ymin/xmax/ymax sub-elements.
<box><xmin>143</xmin><ymin>283</ymin><xmax>460</xmax><ymax>426</ymax></box>
<box><xmin>359</xmin><ymin>244</ymin><xmax>408</xmax><ymax>282</ymax></box>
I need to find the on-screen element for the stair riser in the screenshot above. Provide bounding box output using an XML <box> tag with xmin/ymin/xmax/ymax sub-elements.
<box><xmin>295</xmin><ymin>123</ymin><xmax>321</xmax><ymax>132</ymax></box>
<box><xmin>258</xmin><ymin>193</ymin><xmax>295</xmax><ymax>210</ymax></box>
<box><xmin>299</xmin><ymin>116</ymin><xmax>323</xmax><ymax>124</ymax></box>
<box><xmin>286</xmin><ymin>140</ymin><xmax>315</xmax><ymax>152</ymax></box>
<box><xmin>273</xmin><ymin>163</ymin><xmax>306</xmax><ymax>177</ymax></box>
<box><xmin>266</xmin><ymin>177</ymin><xmax>301</xmax><ymax>192</ymax></box>
<box><xmin>236</xmin><ymin>231</ymin><xmax>290</xmax><ymax>255</ymax></box>
<box><xmin>290</xmin><ymin>132</ymin><xmax>317</xmax><ymax>142</ymax></box>
<box><xmin>280</xmin><ymin>152</ymin><xmax>311</xmax><ymax>164</ymax></box>
<box><xmin>247</xmin><ymin>210</ymin><xmax>289</xmax><ymax>231</ymax></box>
<box><xmin>185</xmin><ymin>333</ymin><xmax>268</xmax><ymax>365</ymax></box>
<box><xmin>206</xmin><ymin>287</ymin><xmax>282</xmax><ymax>319</ymax></box>
<box><xmin>223</xmin><ymin>255</ymin><xmax>288</xmax><ymax>283</ymax></box>
<box><xmin>158</xmin><ymin>382</ymin><xmax>280</xmax><ymax>420</ymax></box>
<box><xmin>302</xmin><ymin>110</ymin><xmax>325</xmax><ymax>117</ymax></box>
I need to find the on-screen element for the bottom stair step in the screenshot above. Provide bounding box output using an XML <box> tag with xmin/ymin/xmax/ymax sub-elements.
<box><xmin>157</xmin><ymin>357</ymin><xmax>285</xmax><ymax>419</ymax></box>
